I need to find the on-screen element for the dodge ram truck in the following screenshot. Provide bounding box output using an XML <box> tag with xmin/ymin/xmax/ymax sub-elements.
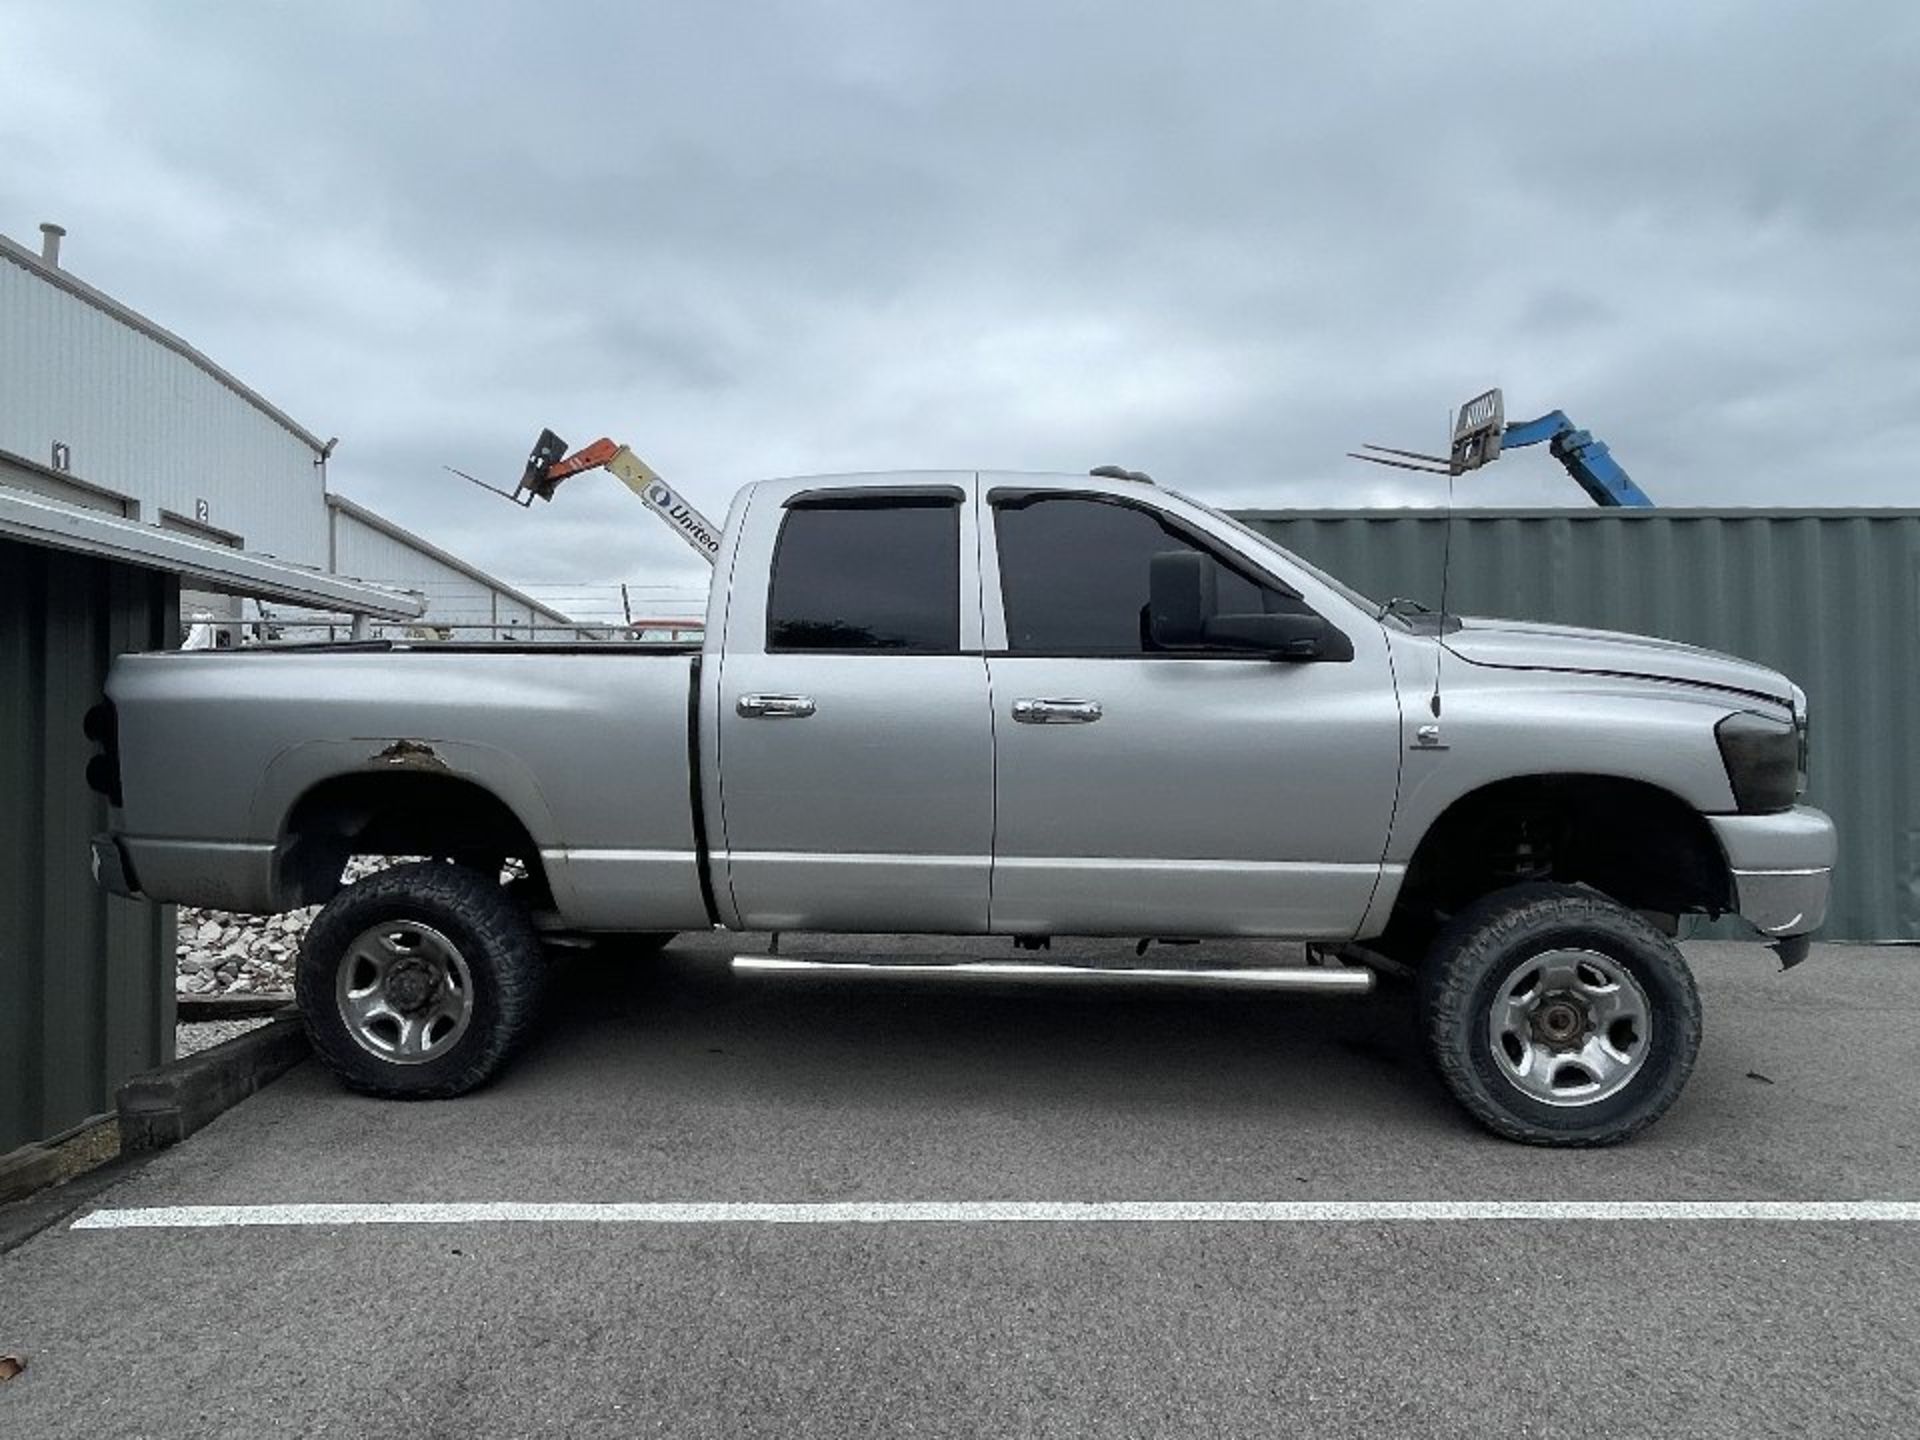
<box><xmin>88</xmin><ymin>469</ymin><xmax>1835</xmax><ymax>1145</ymax></box>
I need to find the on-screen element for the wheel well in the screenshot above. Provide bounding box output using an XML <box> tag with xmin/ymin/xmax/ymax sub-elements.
<box><xmin>276</xmin><ymin>771</ymin><xmax>549</xmax><ymax>908</ymax></box>
<box><xmin>1386</xmin><ymin>776</ymin><xmax>1731</xmax><ymax>956</ymax></box>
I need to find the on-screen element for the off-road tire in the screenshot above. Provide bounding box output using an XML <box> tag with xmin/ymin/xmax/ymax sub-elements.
<box><xmin>1421</xmin><ymin>882</ymin><xmax>1702</xmax><ymax>1147</ymax></box>
<box><xmin>298</xmin><ymin>861</ymin><xmax>545</xmax><ymax>1098</ymax></box>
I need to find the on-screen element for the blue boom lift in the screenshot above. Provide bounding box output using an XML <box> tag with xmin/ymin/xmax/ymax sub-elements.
<box><xmin>1352</xmin><ymin>388</ymin><xmax>1655</xmax><ymax>507</ymax></box>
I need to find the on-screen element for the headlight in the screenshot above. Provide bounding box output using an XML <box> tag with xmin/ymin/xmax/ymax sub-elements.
<box><xmin>1716</xmin><ymin>711</ymin><xmax>1799</xmax><ymax>813</ymax></box>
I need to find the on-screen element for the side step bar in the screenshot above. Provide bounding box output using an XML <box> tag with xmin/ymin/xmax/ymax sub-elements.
<box><xmin>732</xmin><ymin>955</ymin><xmax>1373</xmax><ymax>994</ymax></box>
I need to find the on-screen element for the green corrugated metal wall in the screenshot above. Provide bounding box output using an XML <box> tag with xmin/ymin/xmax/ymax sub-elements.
<box><xmin>1232</xmin><ymin>508</ymin><xmax>1920</xmax><ymax>943</ymax></box>
<box><xmin>1</xmin><ymin>537</ymin><xmax>178</xmax><ymax>1153</ymax></box>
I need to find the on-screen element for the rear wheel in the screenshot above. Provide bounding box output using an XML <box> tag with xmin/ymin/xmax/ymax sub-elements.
<box><xmin>1421</xmin><ymin>883</ymin><xmax>1701</xmax><ymax>1146</ymax></box>
<box><xmin>297</xmin><ymin>861</ymin><xmax>544</xmax><ymax>1098</ymax></box>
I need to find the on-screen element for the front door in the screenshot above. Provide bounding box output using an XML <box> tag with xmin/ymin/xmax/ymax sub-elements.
<box><xmin>983</xmin><ymin>488</ymin><xmax>1402</xmax><ymax>937</ymax></box>
<box><xmin>714</xmin><ymin>481</ymin><xmax>994</xmax><ymax>932</ymax></box>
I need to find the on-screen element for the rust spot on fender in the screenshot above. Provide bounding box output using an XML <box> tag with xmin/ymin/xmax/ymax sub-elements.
<box><xmin>372</xmin><ymin>739</ymin><xmax>448</xmax><ymax>770</ymax></box>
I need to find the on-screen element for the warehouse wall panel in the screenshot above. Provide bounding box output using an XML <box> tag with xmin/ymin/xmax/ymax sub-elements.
<box><xmin>0</xmin><ymin>538</ymin><xmax>177</xmax><ymax>1153</ymax></box>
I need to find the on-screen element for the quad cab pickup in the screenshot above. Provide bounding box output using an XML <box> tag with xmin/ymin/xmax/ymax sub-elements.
<box><xmin>88</xmin><ymin>467</ymin><xmax>1835</xmax><ymax>1145</ymax></box>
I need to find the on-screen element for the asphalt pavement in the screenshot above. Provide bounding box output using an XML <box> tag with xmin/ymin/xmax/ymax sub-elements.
<box><xmin>3</xmin><ymin>934</ymin><xmax>1918</xmax><ymax>1438</ymax></box>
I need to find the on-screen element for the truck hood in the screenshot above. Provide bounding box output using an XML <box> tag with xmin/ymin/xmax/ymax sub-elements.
<box><xmin>1442</xmin><ymin>617</ymin><xmax>1794</xmax><ymax>706</ymax></box>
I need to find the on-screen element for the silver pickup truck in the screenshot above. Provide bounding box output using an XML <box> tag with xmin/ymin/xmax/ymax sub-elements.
<box><xmin>89</xmin><ymin>469</ymin><xmax>1834</xmax><ymax>1145</ymax></box>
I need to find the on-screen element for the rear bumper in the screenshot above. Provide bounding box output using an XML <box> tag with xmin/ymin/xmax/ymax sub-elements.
<box><xmin>89</xmin><ymin>833</ymin><xmax>143</xmax><ymax>899</ymax></box>
<box><xmin>92</xmin><ymin>834</ymin><xmax>280</xmax><ymax>911</ymax></box>
<box><xmin>1708</xmin><ymin>806</ymin><xmax>1836</xmax><ymax>939</ymax></box>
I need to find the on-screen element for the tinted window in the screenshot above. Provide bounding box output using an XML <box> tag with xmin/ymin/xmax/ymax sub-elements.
<box><xmin>767</xmin><ymin>500</ymin><xmax>960</xmax><ymax>652</ymax></box>
<box><xmin>994</xmin><ymin>495</ymin><xmax>1305</xmax><ymax>655</ymax></box>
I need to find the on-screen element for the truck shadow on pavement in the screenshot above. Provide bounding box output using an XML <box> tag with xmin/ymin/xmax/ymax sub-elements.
<box><xmin>515</xmin><ymin>936</ymin><xmax>1456</xmax><ymax>1138</ymax></box>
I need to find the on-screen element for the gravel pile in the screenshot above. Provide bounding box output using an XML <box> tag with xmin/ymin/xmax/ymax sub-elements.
<box><xmin>173</xmin><ymin>857</ymin><xmax>415</xmax><ymax>997</ymax></box>
<box><xmin>175</xmin><ymin>906</ymin><xmax>315</xmax><ymax>995</ymax></box>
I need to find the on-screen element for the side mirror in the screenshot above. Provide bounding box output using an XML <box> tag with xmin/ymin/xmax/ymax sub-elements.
<box><xmin>1148</xmin><ymin>551</ymin><xmax>1216</xmax><ymax>647</ymax></box>
<box><xmin>1203</xmin><ymin>611</ymin><xmax>1349</xmax><ymax>661</ymax></box>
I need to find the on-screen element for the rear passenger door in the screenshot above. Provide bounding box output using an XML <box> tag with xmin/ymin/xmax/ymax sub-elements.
<box><xmin>714</xmin><ymin>479</ymin><xmax>995</xmax><ymax>932</ymax></box>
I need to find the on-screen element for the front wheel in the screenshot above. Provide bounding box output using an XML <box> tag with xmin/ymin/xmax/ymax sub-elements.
<box><xmin>297</xmin><ymin>861</ymin><xmax>545</xmax><ymax>1098</ymax></box>
<box><xmin>1421</xmin><ymin>883</ymin><xmax>1702</xmax><ymax>1147</ymax></box>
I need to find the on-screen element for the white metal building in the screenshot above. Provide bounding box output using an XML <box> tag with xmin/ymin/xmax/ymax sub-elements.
<box><xmin>0</xmin><ymin>227</ymin><xmax>329</xmax><ymax>565</ymax></box>
<box><xmin>328</xmin><ymin>495</ymin><xmax>598</xmax><ymax>640</ymax></box>
<box><xmin>0</xmin><ymin>223</ymin><xmax>583</xmax><ymax>641</ymax></box>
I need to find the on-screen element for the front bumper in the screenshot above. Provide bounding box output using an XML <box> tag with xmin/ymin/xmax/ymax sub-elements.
<box><xmin>1708</xmin><ymin>805</ymin><xmax>1836</xmax><ymax>939</ymax></box>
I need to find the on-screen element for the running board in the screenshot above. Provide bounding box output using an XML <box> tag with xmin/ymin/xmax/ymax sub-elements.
<box><xmin>731</xmin><ymin>955</ymin><xmax>1373</xmax><ymax>994</ymax></box>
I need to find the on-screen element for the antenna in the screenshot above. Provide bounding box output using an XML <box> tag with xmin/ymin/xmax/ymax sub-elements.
<box><xmin>1432</xmin><ymin>407</ymin><xmax>1457</xmax><ymax>720</ymax></box>
<box><xmin>1353</xmin><ymin>392</ymin><xmax>1506</xmax><ymax>725</ymax></box>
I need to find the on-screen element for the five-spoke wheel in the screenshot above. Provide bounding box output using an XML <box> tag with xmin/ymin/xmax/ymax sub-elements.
<box><xmin>298</xmin><ymin>861</ymin><xmax>544</xmax><ymax>1098</ymax></box>
<box><xmin>1487</xmin><ymin>948</ymin><xmax>1651</xmax><ymax>1106</ymax></box>
<box><xmin>1422</xmin><ymin>883</ymin><xmax>1702</xmax><ymax>1146</ymax></box>
<box><xmin>335</xmin><ymin>920</ymin><xmax>476</xmax><ymax>1065</ymax></box>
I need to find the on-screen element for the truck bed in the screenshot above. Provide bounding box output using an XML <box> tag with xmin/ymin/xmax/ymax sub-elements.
<box><xmin>106</xmin><ymin>646</ymin><xmax>711</xmax><ymax>928</ymax></box>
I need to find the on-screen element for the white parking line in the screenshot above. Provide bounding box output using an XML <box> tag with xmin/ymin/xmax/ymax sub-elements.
<box><xmin>70</xmin><ymin>1199</ymin><xmax>1920</xmax><ymax>1229</ymax></box>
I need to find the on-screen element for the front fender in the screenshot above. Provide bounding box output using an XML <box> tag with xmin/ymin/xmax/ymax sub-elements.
<box><xmin>1380</xmin><ymin>646</ymin><xmax>1757</xmax><ymax>869</ymax></box>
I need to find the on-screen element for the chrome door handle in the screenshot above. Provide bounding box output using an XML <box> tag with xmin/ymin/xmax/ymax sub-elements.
<box><xmin>1012</xmin><ymin>697</ymin><xmax>1103</xmax><ymax>725</ymax></box>
<box><xmin>737</xmin><ymin>693</ymin><xmax>817</xmax><ymax>719</ymax></box>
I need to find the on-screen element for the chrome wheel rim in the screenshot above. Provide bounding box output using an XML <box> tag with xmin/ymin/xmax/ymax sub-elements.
<box><xmin>1488</xmin><ymin>948</ymin><xmax>1652</xmax><ymax>1107</ymax></box>
<box><xmin>335</xmin><ymin>920</ymin><xmax>474</xmax><ymax>1065</ymax></box>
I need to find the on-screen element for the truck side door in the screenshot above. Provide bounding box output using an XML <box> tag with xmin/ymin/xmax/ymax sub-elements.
<box><xmin>982</xmin><ymin>484</ymin><xmax>1402</xmax><ymax>938</ymax></box>
<box><xmin>712</xmin><ymin>478</ymin><xmax>995</xmax><ymax>932</ymax></box>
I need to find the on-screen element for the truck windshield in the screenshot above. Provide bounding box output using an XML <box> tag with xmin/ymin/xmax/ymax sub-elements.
<box><xmin>1167</xmin><ymin>491</ymin><xmax>1385</xmax><ymax>620</ymax></box>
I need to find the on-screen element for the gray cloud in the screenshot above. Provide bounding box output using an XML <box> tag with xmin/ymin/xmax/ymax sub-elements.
<box><xmin>4</xmin><ymin>0</ymin><xmax>1915</xmax><ymax>615</ymax></box>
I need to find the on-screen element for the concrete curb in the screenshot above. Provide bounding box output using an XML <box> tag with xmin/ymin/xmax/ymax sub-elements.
<box><xmin>0</xmin><ymin>1145</ymin><xmax>65</xmax><ymax>1207</ymax></box>
<box><xmin>0</xmin><ymin>1154</ymin><xmax>147</xmax><ymax>1256</ymax></box>
<box><xmin>117</xmin><ymin>1012</ymin><xmax>310</xmax><ymax>1152</ymax></box>
<box><xmin>0</xmin><ymin>1114</ymin><xmax>119</xmax><ymax>1206</ymax></box>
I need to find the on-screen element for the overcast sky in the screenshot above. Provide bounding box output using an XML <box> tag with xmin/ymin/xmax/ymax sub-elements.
<box><xmin>4</xmin><ymin>1</ymin><xmax>1916</xmax><ymax>617</ymax></box>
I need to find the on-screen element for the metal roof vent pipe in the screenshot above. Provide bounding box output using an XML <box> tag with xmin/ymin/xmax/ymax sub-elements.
<box><xmin>39</xmin><ymin>222</ymin><xmax>65</xmax><ymax>267</ymax></box>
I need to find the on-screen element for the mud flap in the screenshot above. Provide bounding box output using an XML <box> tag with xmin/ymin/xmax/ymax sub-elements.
<box><xmin>1770</xmin><ymin>934</ymin><xmax>1813</xmax><ymax>970</ymax></box>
